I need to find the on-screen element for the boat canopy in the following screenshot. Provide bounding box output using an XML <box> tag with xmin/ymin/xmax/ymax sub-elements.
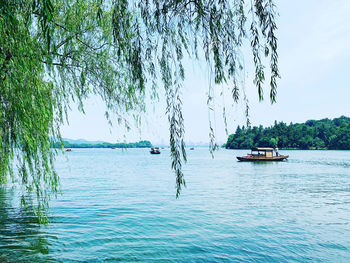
<box><xmin>251</xmin><ymin>147</ymin><xmax>274</xmax><ymax>152</ymax></box>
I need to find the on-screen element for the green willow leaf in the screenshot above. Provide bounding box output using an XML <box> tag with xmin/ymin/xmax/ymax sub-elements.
<box><xmin>0</xmin><ymin>0</ymin><xmax>279</xmax><ymax>222</ymax></box>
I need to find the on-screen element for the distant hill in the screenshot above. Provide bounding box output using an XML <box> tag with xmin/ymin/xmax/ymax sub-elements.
<box><xmin>225</xmin><ymin>116</ymin><xmax>350</xmax><ymax>150</ymax></box>
<box><xmin>55</xmin><ymin>139</ymin><xmax>152</xmax><ymax>149</ymax></box>
<box><xmin>62</xmin><ymin>138</ymin><xmax>106</xmax><ymax>145</ymax></box>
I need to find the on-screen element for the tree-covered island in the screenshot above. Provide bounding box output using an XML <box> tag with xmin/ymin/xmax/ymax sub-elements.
<box><xmin>225</xmin><ymin>116</ymin><xmax>350</xmax><ymax>150</ymax></box>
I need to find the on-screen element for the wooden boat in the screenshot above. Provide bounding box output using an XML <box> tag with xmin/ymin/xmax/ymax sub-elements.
<box><xmin>150</xmin><ymin>147</ymin><xmax>160</xmax><ymax>154</ymax></box>
<box><xmin>237</xmin><ymin>147</ymin><xmax>288</xmax><ymax>162</ymax></box>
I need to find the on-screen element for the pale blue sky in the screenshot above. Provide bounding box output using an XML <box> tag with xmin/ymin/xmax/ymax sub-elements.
<box><xmin>61</xmin><ymin>0</ymin><xmax>350</xmax><ymax>144</ymax></box>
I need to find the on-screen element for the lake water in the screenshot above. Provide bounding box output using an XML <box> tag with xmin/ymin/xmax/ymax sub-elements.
<box><xmin>1</xmin><ymin>149</ymin><xmax>350</xmax><ymax>262</ymax></box>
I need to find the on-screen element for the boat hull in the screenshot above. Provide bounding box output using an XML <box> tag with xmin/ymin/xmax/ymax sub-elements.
<box><xmin>237</xmin><ymin>155</ymin><xmax>288</xmax><ymax>162</ymax></box>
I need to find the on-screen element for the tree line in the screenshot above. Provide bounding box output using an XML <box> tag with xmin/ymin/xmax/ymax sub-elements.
<box><xmin>225</xmin><ymin>116</ymin><xmax>350</xmax><ymax>150</ymax></box>
<box><xmin>55</xmin><ymin>140</ymin><xmax>152</xmax><ymax>149</ymax></box>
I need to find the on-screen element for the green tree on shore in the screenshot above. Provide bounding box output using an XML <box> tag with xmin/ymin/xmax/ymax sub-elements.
<box><xmin>225</xmin><ymin>116</ymin><xmax>350</xmax><ymax>150</ymax></box>
<box><xmin>1</xmin><ymin>0</ymin><xmax>279</xmax><ymax>221</ymax></box>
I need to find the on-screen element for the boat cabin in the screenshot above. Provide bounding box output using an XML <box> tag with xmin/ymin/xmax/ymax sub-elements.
<box><xmin>250</xmin><ymin>147</ymin><xmax>275</xmax><ymax>157</ymax></box>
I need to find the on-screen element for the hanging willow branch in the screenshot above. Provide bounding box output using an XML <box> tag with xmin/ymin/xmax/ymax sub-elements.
<box><xmin>0</xmin><ymin>0</ymin><xmax>279</xmax><ymax>220</ymax></box>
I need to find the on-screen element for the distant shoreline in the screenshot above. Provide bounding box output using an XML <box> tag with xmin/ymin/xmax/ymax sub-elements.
<box><xmin>61</xmin><ymin>147</ymin><xmax>143</xmax><ymax>149</ymax></box>
<box><xmin>54</xmin><ymin>140</ymin><xmax>152</xmax><ymax>149</ymax></box>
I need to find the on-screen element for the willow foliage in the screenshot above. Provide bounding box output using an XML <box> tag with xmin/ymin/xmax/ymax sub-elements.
<box><xmin>0</xmin><ymin>0</ymin><xmax>279</xmax><ymax>221</ymax></box>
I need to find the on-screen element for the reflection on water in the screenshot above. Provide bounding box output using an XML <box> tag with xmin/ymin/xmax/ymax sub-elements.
<box><xmin>0</xmin><ymin>149</ymin><xmax>350</xmax><ymax>262</ymax></box>
<box><xmin>0</xmin><ymin>187</ymin><xmax>57</xmax><ymax>262</ymax></box>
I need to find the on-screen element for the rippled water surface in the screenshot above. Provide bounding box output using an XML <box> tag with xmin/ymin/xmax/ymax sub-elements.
<box><xmin>1</xmin><ymin>149</ymin><xmax>350</xmax><ymax>262</ymax></box>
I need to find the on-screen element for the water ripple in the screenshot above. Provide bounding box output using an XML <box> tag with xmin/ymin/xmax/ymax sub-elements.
<box><xmin>1</xmin><ymin>149</ymin><xmax>350</xmax><ymax>262</ymax></box>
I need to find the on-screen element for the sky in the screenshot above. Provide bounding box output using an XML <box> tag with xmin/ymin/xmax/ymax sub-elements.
<box><xmin>61</xmin><ymin>0</ymin><xmax>350</xmax><ymax>145</ymax></box>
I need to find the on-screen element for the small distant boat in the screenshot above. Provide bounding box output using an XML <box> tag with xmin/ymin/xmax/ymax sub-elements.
<box><xmin>150</xmin><ymin>147</ymin><xmax>160</xmax><ymax>154</ymax></box>
<box><xmin>237</xmin><ymin>147</ymin><xmax>288</xmax><ymax>162</ymax></box>
<box><xmin>111</xmin><ymin>147</ymin><xmax>116</xmax><ymax>149</ymax></box>
<box><xmin>190</xmin><ymin>147</ymin><xmax>194</xmax><ymax>150</ymax></box>
<box><xmin>65</xmin><ymin>148</ymin><xmax>72</xmax><ymax>152</ymax></box>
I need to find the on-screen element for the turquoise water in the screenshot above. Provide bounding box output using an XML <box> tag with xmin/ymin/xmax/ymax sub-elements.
<box><xmin>1</xmin><ymin>149</ymin><xmax>350</xmax><ymax>262</ymax></box>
